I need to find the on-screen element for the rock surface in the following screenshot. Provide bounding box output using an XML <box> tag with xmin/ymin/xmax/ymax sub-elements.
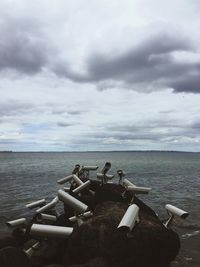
<box><xmin>64</xmin><ymin>183</ymin><xmax>180</xmax><ymax>267</ymax></box>
<box><xmin>0</xmin><ymin>183</ymin><xmax>181</xmax><ymax>267</ymax></box>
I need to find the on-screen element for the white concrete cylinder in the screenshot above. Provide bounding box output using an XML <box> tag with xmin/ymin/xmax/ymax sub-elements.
<box><xmin>57</xmin><ymin>175</ymin><xmax>74</xmax><ymax>185</ymax></box>
<box><xmin>26</xmin><ymin>199</ymin><xmax>46</xmax><ymax>209</ymax></box>
<box><xmin>118</xmin><ymin>204</ymin><xmax>139</xmax><ymax>231</ymax></box>
<box><xmin>72</xmin><ymin>174</ymin><xmax>83</xmax><ymax>186</ymax></box>
<box><xmin>123</xmin><ymin>178</ymin><xmax>136</xmax><ymax>187</ymax></box>
<box><xmin>127</xmin><ymin>185</ymin><xmax>151</xmax><ymax>194</ymax></box>
<box><xmin>58</xmin><ymin>189</ymin><xmax>88</xmax><ymax>214</ymax></box>
<box><xmin>69</xmin><ymin>211</ymin><xmax>93</xmax><ymax>222</ymax></box>
<box><xmin>30</xmin><ymin>224</ymin><xmax>73</xmax><ymax>238</ymax></box>
<box><xmin>81</xmin><ymin>166</ymin><xmax>98</xmax><ymax>171</ymax></box>
<box><xmin>6</xmin><ymin>218</ymin><xmax>27</xmax><ymax>228</ymax></box>
<box><xmin>165</xmin><ymin>204</ymin><xmax>189</xmax><ymax>218</ymax></box>
<box><xmin>36</xmin><ymin>197</ymin><xmax>58</xmax><ymax>213</ymax></box>
<box><xmin>25</xmin><ymin>241</ymin><xmax>40</xmax><ymax>257</ymax></box>
<box><xmin>73</xmin><ymin>180</ymin><xmax>91</xmax><ymax>194</ymax></box>
<box><xmin>38</xmin><ymin>213</ymin><xmax>57</xmax><ymax>222</ymax></box>
<box><xmin>97</xmin><ymin>173</ymin><xmax>114</xmax><ymax>179</ymax></box>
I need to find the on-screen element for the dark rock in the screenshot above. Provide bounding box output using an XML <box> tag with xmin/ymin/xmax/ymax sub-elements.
<box><xmin>65</xmin><ymin>184</ymin><xmax>180</xmax><ymax>267</ymax></box>
<box><xmin>0</xmin><ymin>246</ymin><xmax>30</xmax><ymax>267</ymax></box>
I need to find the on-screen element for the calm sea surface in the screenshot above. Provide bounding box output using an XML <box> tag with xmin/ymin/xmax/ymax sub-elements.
<box><xmin>0</xmin><ymin>151</ymin><xmax>200</xmax><ymax>237</ymax></box>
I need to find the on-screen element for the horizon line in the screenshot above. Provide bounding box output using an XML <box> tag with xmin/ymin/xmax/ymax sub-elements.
<box><xmin>0</xmin><ymin>150</ymin><xmax>199</xmax><ymax>153</ymax></box>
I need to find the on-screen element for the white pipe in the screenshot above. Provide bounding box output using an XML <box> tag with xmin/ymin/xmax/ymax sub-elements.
<box><xmin>127</xmin><ymin>185</ymin><xmax>151</xmax><ymax>194</ymax></box>
<box><xmin>72</xmin><ymin>174</ymin><xmax>83</xmax><ymax>186</ymax></box>
<box><xmin>30</xmin><ymin>224</ymin><xmax>73</xmax><ymax>239</ymax></box>
<box><xmin>123</xmin><ymin>178</ymin><xmax>136</xmax><ymax>187</ymax></box>
<box><xmin>25</xmin><ymin>241</ymin><xmax>40</xmax><ymax>257</ymax></box>
<box><xmin>97</xmin><ymin>173</ymin><xmax>114</xmax><ymax>179</ymax></box>
<box><xmin>58</xmin><ymin>189</ymin><xmax>88</xmax><ymax>214</ymax></box>
<box><xmin>118</xmin><ymin>204</ymin><xmax>139</xmax><ymax>231</ymax></box>
<box><xmin>73</xmin><ymin>180</ymin><xmax>91</xmax><ymax>194</ymax></box>
<box><xmin>165</xmin><ymin>204</ymin><xmax>189</xmax><ymax>219</ymax></box>
<box><xmin>6</xmin><ymin>218</ymin><xmax>27</xmax><ymax>228</ymax></box>
<box><xmin>26</xmin><ymin>199</ymin><xmax>46</xmax><ymax>209</ymax></box>
<box><xmin>36</xmin><ymin>197</ymin><xmax>59</xmax><ymax>213</ymax></box>
<box><xmin>81</xmin><ymin>166</ymin><xmax>98</xmax><ymax>171</ymax></box>
<box><xmin>38</xmin><ymin>213</ymin><xmax>57</xmax><ymax>222</ymax></box>
<box><xmin>69</xmin><ymin>211</ymin><xmax>93</xmax><ymax>222</ymax></box>
<box><xmin>63</xmin><ymin>187</ymin><xmax>70</xmax><ymax>192</ymax></box>
<box><xmin>57</xmin><ymin>175</ymin><xmax>74</xmax><ymax>185</ymax></box>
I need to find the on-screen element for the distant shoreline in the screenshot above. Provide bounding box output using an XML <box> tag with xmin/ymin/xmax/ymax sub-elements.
<box><xmin>1</xmin><ymin>150</ymin><xmax>199</xmax><ymax>153</ymax></box>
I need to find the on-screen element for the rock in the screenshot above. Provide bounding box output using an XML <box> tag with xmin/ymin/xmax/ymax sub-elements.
<box><xmin>65</xmin><ymin>184</ymin><xmax>180</xmax><ymax>267</ymax></box>
<box><xmin>0</xmin><ymin>246</ymin><xmax>30</xmax><ymax>267</ymax></box>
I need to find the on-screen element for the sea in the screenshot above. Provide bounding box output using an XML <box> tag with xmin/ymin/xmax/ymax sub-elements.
<box><xmin>0</xmin><ymin>151</ymin><xmax>200</xmax><ymax>266</ymax></box>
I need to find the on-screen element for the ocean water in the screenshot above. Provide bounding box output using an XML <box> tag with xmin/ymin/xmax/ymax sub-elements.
<box><xmin>0</xmin><ymin>151</ymin><xmax>200</xmax><ymax>264</ymax></box>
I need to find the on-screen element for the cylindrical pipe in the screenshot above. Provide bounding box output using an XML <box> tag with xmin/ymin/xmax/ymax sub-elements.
<box><xmin>38</xmin><ymin>213</ymin><xmax>57</xmax><ymax>222</ymax></box>
<box><xmin>127</xmin><ymin>186</ymin><xmax>151</xmax><ymax>194</ymax></box>
<box><xmin>25</xmin><ymin>241</ymin><xmax>40</xmax><ymax>257</ymax></box>
<box><xmin>26</xmin><ymin>199</ymin><xmax>46</xmax><ymax>209</ymax></box>
<box><xmin>73</xmin><ymin>180</ymin><xmax>91</xmax><ymax>194</ymax></box>
<box><xmin>30</xmin><ymin>224</ymin><xmax>73</xmax><ymax>238</ymax></box>
<box><xmin>72</xmin><ymin>174</ymin><xmax>83</xmax><ymax>186</ymax></box>
<box><xmin>118</xmin><ymin>204</ymin><xmax>139</xmax><ymax>231</ymax></box>
<box><xmin>165</xmin><ymin>204</ymin><xmax>189</xmax><ymax>219</ymax></box>
<box><xmin>57</xmin><ymin>175</ymin><xmax>74</xmax><ymax>185</ymax></box>
<box><xmin>69</xmin><ymin>211</ymin><xmax>93</xmax><ymax>222</ymax></box>
<box><xmin>97</xmin><ymin>173</ymin><xmax>114</xmax><ymax>179</ymax></box>
<box><xmin>58</xmin><ymin>189</ymin><xmax>88</xmax><ymax>214</ymax></box>
<box><xmin>81</xmin><ymin>166</ymin><xmax>98</xmax><ymax>171</ymax></box>
<box><xmin>6</xmin><ymin>218</ymin><xmax>27</xmax><ymax>228</ymax></box>
<box><xmin>123</xmin><ymin>178</ymin><xmax>136</xmax><ymax>187</ymax></box>
<box><xmin>101</xmin><ymin>162</ymin><xmax>111</xmax><ymax>175</ymax></box>
<box><xmin>36</xmin><ymin>197</ymin><xmax>58</xmax><ymax>213</ymax></box>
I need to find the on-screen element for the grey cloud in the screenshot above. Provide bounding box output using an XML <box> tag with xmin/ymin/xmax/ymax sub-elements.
<box><xmin>0</xmin><ymin>14</ymin><xmax>50</xmax><ymax>74</ymax></box>
<box><xmin>86</xmin><ymin>33</ymin><xmax>200</xmax><ymax>93</ymax></box>
<box><xmin>54</xmin><ymin>32</ymin><xmax>200</xmax><ymax>93</ymax></box>
<box><xmin>87</xmin><ymin>118</ymin><xmax>200</xmax><ymax>143</ymax></box>
<box><xmin>57</xmin><ymin>122</ymin><xmax>73</xmax><ymax>127</ymax></box>
<box><xmin>0</xmin><ymin>100</ymin><xmax>34</xmax><ymax>117</ymax></box>
<box><xmin>87</xmin><ymin>33</ymin><xmax>191</xmax><ymax>81</ymax></box>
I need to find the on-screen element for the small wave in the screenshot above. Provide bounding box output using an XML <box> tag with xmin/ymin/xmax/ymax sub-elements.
<box><xmin>181</xmin><ymin>230</ymin><xmax>200</xmax><ymax>239</ymax></box>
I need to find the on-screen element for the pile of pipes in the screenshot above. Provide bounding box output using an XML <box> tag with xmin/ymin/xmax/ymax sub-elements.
<box><xmin>1</xmin><ymin>162</ymin><xmax>189</xmax><ymax>267</ymax></box>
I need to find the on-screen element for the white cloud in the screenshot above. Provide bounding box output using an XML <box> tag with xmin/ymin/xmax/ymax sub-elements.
<box><xmin>0</xmin><ymin>0</ymin><xmax>200</xmax><ymax>151</ymax></box>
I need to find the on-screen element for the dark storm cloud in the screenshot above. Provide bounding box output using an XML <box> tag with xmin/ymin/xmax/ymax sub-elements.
<box><xmin>53</xmin><ymin>31</ymin><xmax>200</xmax><ymax>93</ymax></box>
<box><xmin>1</xmin><ymin>10</ymin><xmax>200</xmax><ymax>95</ymax></box>
<box><xmin>0</xmin><ymin>14</ymin><xmax>50</xmax><ymax>74</ymax></box>
<box><xmin>85</xmin><ymin>33</ymin><xmax>200</xmax><ymax>93</ymax></box>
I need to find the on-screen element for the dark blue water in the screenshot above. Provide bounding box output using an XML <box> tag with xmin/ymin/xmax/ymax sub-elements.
<box><xmin>0</xmin><ymin>151</ymin><xmax>200</xmax><ymax>236</ymax></box>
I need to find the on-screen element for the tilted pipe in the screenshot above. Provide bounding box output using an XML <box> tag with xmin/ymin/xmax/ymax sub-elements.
<box><xmin>58</xmin><ymin>189</ymin><xmax>88</xmax><ymax>214</ymax></box>
<box><xmin>30</xmin><ymin>224</ymin><xmax>73</xmax><ymax>238</ymax></box>
<box><xmin>73</xmin><ymin>180</ymin><xmax>91</xmax><ymax>194</ymax></box>
<box><xmin>6</xmin><ymin>218</ymin><xmax>27</xmax><ymax>228</ymax></box>
<box><xmin>36</xmin><ymin>197</ymin><xmax>58</xmax><ymax>213</ymax></box>
<box><xmin>26</xmin><ymin>199</ymin><xmax>46</xmax><ymax>209</ymax></box>
<box><xmin>118</xmin><ymin>204</ymin><xmax>139</xmax><ymax>231</ymax></box>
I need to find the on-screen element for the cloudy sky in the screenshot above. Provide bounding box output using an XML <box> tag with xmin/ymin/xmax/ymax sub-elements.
<box><xmin>0</xmin><ymin>0</ymin><xmax>200</xmax><ymax>152</ymax></box>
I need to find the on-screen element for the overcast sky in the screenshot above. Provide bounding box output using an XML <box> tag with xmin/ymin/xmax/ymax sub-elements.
<box><xmin>0</xmin><ymin>0</ymin><xmax>200</xmax><ymax>152</ymax></box>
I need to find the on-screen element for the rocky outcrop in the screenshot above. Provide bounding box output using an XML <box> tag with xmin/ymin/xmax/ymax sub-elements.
<box><xmin>64</xmin><ymin>183</ymin><xmax>180</xmax><ymax>267</ymax></box>
<box><xmin>0</xmin><ymin>183</ymin><xmax>180</xmax><ymax>267</ymax></box>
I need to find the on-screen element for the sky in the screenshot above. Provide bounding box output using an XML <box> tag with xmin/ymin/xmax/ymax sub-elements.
<box><xmin>0</xmin><ymin>0</ymin><xmax>200</xmax><ymax>152</ymax></box>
